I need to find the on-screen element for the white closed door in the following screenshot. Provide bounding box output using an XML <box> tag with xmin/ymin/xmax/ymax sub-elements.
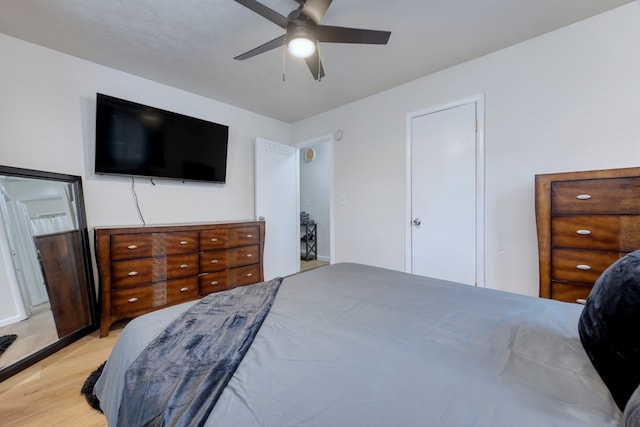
<box><xmin>255</xmin><ymin>137</ymin><xmax>300</xmax><ymax>280</ymax></box>
<box><xmin>409</xmin><ymin>101</ymin><xmax>481</xmax><ymax>286</ymax></box>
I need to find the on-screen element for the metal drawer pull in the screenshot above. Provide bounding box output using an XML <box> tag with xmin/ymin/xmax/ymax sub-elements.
<box><xmin>246</xmin><ymin>234</ymin><xmax>253</xmax><ymax>238</ymax></box>
<box><xmin>128</xmin><ymin>297</ymin><xmax>138</xmax><ymax>303</ymax></box>
<box><xmin>210</xmin><ymin>280</ymin><xmax>219</xmax><ymax>285</ymax></box>
<box><xmin>128</xmin><ymin>271</ymin><xmax>138</xmax><ymax>276</ymax></box>
<box><xmin>576</xmin><ymin>298</ymin><xmax>587</xmax><ymax>305</ymax></box>
<box><xmin>180</xmin><ymin>287</ymin><xmax>189</xmax><ymax>292</ymax></box>
<box><xmin>246</xmin><ymin>253</ymin><xmax>252</xmax><ymax>257</ymax></box>
<box><xmin>180</xmin><ymin>264</ymin><xmax>188</xmax><ymax>269</ymax></box>
<box><xmin>576</xmin><ymin>194</ymin><xmax>592</xmax><ymax>200</ymax></box>
<box><xmin>576</xmin><ymin>229</ymin><xmax>592</xmax><ymax>235</ymax></box>
<box><xmin>210</xmin><ymin>259</ymin><xmax>218</xmax><ymax>264</ymax></box>
<box><xmin>576</xmin><ymin>264</ymin><xmax>592</xmax><ymax>271</ymax></box>
<box><xmin>180</xmin><ymin>240</ymin><xmax>189</xmax><ymax>245</ymax></box>
<box><xmin>127</xmin><ymin>244</ymin><xmax>138</xmax><ymax>250</ymax></box>
<box><xmin>246</xmin><ymin>273</ymin><xmax>253</xmax><ymax>277</ymax></box>
<box><xmin>210</xmin><ymin>238</ymin><xmax>218</xmax><ymax>242</ymax></box>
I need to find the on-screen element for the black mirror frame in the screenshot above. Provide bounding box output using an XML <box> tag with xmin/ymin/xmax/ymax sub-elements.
<box><xmin>0</xmin><ymin>165</ymin><xmax>98</xmax><ymax>382</ymax></box>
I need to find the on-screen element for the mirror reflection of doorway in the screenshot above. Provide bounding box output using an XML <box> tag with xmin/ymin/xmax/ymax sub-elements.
<box><xmin>0</xmin><ymin>176</ymin><xmax>76</xmax><ymax>370</ymax></box>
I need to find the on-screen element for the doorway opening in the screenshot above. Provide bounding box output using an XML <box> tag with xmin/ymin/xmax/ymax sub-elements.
<box><xmin>298</xmin><ymin>135</ymin><xmax>333</xmax><ymax>273</ymax></box>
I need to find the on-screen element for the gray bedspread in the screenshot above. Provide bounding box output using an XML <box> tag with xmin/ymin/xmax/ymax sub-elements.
<box><xmin>96</xmin><ymin>263</ymin><xmax>622</xmax><ymax>426</ymax></box>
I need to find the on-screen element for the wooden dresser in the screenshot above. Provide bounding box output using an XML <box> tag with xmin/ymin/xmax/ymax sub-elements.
<box><xmin>535</xmin><ymin>167</ymin><xmax>640</xmax><ymax>303</ymax></box>
<box><xmin>95</xmin><ymin>220</ymin><xmax>264</xmax><ymax>336</ymax></box>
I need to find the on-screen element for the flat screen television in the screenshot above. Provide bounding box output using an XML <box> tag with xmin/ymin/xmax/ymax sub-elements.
<box><xmin>95</xmin><ymin>93</ymin><xmax>229</xmax><ymax>183</ymax></box>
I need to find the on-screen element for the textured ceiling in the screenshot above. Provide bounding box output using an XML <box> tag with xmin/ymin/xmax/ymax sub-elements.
<box><xmin>0</xmin><ymin>0</ymin><xmax>632</xmax><ymax>123</ymax></box>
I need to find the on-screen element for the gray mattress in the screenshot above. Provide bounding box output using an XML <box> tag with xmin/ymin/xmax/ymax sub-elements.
<box><xmin>95</xmin><ymin>263</ymin><xmax>622</xmax><ymax>426</ymax></box>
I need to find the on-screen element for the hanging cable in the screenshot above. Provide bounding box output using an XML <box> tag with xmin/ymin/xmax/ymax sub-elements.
<box><xmin>316</xmin><ymin>40</ymin><xmax>321</xmax><ymax>82</ymax></box>
<box><xmin>282</xmin><ymin>38</ymin><xmax>287</xmax><ymax>82</ymax></box>
<box><xmin>131</xmin><ymin>177</ymin><xmax>146</xmax><ymax>226</ymax></box>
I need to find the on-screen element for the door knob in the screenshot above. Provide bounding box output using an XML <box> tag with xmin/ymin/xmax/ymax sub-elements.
<box><xmin>413</xmin><ymin>218</ymin><xmax>421</xmax><ymax>226</ymax></box>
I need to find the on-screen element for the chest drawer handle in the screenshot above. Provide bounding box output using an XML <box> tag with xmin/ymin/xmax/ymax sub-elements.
<box><xmin>246</xmin><ymin>273</ymin><xmax>253</xmax><ymax>277</ymax></box>
<box><xmin>210</xmin><ymin>280</ymin><xmax>219</xmax><ymax>285</ymax></box>
<box><xmin>180</xmin><ymin>264</ymin><xmax>189</xmax><ymax>269</ymax></box>
<box><xmin>575</xmin><ymin>194</ymin><xmax>592</xmax><ymax>200</ymax></box>
<box><xmin>210</xmin><ymin>238</ymin><xmax>219</xmax><ymax>242</ymax></box>
<box><xmin>210</xmin><ymin>259</ymin><xmax>219</xmax><ymax>264</ymax></box>
<box><xmin>127</xmin><ymin>244</ymin><xmax>138</xmax><ymax>250</ymax></box>
<box><xmin>576</xmin><ymin>264</ymin><xmax>592</xmax><ymax>271</ymax></box>
<box><xmin>128</xmin><ymin>271</ymin><xmax>138</xmax><ymax>276</ymax></box>
<box><xmin>128</xmin><ymin>297</ymin><xmax>138</xmax><ymax>303</ymax></box>
<box><xmin>246</xmin><ymin>234</ymin><xmax>253</xmax><ymax>238</ymax></box>
<box><xmin>179</xmin><ymin>240</ymin><xmax>189</xmax><ymax>245</ymax></box>
<box><xmin>180</xmin><ymin>287</ymin><xmax>189</xmax><ymax>292</ymax></box>
<box><xmin>576</xmin><ymin>229</ymin><xmax>592</xmax><ymax>235</ymax></box>
<box><xmin>576</xmin><ymin>298</ymin><xmax>588</xmax><ymax>305</ymax></box>
<box><xmin>246</xmin><ymin>253</ymin><xmax>253</xmax><ymax>257</ymax></box>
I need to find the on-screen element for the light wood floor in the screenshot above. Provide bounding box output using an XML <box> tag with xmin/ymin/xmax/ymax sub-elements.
<box><xmin>300</xmin><ymin>259</ymin><xmax>328</xmax><ymax>273</ymax></box>
<box><xmin>0</xmin><ymin>324</ymin><xmax>124</xmax><ymax>426</ymax></box>
<box><xmin>0</xmin><ymin>263</ymin><xmax>329</xmax><ymax>426</ymax></box>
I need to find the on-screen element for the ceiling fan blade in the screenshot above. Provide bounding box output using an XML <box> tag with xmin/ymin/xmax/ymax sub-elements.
<box><xmin>317</xmin><ymin>25</ymin><xmax>391</xmax><ymax>44</ymax></box>
<box><xmin>233</xmin><ymin>0</ymin><xmax>288</xmax><ymax>28</ymax></box>
<box><xmin>304</xmin><ymin>50</ymin><xmax>326</xmax><ymax>81</ymax></box>
<box><xmin>300</xmin><ymin>0</ymin><xmax>333</xmax><ymax>25</ymax></box>
<box><xmin>234</xmin><ymin>35</ymin><xmax>286</xmax><ymax>60</ymax></box>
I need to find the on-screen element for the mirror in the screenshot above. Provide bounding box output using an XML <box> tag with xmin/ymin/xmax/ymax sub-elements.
<box><xmin>0</xmin><ymin>165</ymin><xmax>97</xmax><ymax>381</ymax></box>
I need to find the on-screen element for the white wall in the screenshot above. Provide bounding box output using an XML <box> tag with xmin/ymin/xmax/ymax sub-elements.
<box><xmin>0</xmin><ymin>33</ymin><xmax>292</xmax><ymax>323</ymax></box>
<box><xmin>292</xmin><ymin>2</ymin><xmax>640</xmax><ymax>297</ymax></box>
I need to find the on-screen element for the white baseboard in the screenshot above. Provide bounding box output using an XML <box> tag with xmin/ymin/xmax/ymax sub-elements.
<box><xmin>0</xmin><ymin>314</ymin><xmax>24</xmax><ymax>328</ymax></box>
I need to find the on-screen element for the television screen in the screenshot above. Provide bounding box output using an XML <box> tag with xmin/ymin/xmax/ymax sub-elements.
<box><xmin>95</xmin><ymin>93</ymin><xmax>229</xmax><ymax>183</ymax></box>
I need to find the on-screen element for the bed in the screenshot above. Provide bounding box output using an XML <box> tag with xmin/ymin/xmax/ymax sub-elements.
<box><xmin>94</xmin><ymin>262</ymin><xmax>637</xmax><ymax>426</ymax></box>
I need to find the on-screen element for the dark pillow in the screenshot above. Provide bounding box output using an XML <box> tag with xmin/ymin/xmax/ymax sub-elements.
<box><xmin>578</xmin><ymin>249</ymin><xmax>640</xmax><ymax>411</ymax></box>
<box><xmin>624</xmin><ymin>384</ymin><xmax>640</xmax><ymax>426</ymax></box>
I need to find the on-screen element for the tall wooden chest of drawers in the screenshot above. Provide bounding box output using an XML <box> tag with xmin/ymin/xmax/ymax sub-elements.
<box><xmin>95</xmin><ymin>220</ymin><xmax>264</xmax><ymax>336</ymax></box>
<box><xmin>535</xmin><ymin>167</ymin><xmax>640</xmax><ymax>303</ymax></box>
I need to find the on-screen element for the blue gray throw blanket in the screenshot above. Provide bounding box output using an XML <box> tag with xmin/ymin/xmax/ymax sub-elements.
<box><xmin>116</xmin><ymin>277</ymin><xmax>283</xmax><ymax>427</ymax></box>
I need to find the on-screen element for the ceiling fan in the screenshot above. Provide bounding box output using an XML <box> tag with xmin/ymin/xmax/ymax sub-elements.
<box><xmin>233</xmin><ymin>0</ymin><xmax>391</xmax><ymax>80</ymax></box>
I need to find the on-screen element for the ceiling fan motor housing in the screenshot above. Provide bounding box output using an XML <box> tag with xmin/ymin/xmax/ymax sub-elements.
<box><xmin>287</xmin><ymin>17</ymin><xmax>317</xmax><ymax>44</ymax></box>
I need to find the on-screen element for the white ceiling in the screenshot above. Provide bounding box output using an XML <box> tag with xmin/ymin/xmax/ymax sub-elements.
<box><xmin>0</xmin><ymin>0</ymin><xmax>632</xmax><ymax>123</ymax></box>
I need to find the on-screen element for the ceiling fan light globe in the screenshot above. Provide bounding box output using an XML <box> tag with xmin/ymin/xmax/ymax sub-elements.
<box><xmin>288</xmin><ymin>37</ymin><xmax>316</xmax><ymax>58</ymax></box>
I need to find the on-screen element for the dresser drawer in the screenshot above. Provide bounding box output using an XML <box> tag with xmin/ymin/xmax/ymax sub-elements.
<box><xmin>551</xmin><ymin>177</ymin><xmax>640</xmax><ymax>215</ymax></box>
<box><xmin>111</xmin><ymin>232</ymin><xmax>198</xmax><ymax>261</ymax></box>
<box><xmin>164</xmin><ymin>232</ymin><xmax>199</xmax><ymax>255</ymax></box>
<box><xmin>111</xmin><ymin>277</ymin><xmax>199</xmax><ymax>315</ymax></box>
<box><xmin>231</xmin><ymin>226</ymin><xmax>260</xmax><ymax>246</ymax></box>
<box><xmin>198</xmin><ymin>264</ymin><xmax>262</xmax><ymax>296</ymax></box>
<box><xmin>199</xmin><ymin>245</ymin><xmax>260</xmax><ymax>273</ymax></box>
<box><xmin>551</xmin><ymin>282</ymin><xmax>592</xmax><ymax>304</ymax></box>
<box><xmin>165</xmin><ymin>276</ymin><xmax>199</xmax><ymax>302</ymax></box>
<box><xmin>199</xmin><ymin>270</ymin><xmax>229</xmax><ymax>295</ymax></box>
<box><xmin>551</xmin><ymin>248</ymin><xmax>623</xmax><ymax>285</ymax></box>
<box><xmin>111</xmin><ymin>258</ymin><xmax>156</xmax><ymax>288</ymax></box>
<box><xmin>164</xmin><ymin>254</ymin><xmax>199</xmax><ymax>279</ymax></box>
<box><xmin>552</xmin><ymin>215</ymin><xmax>640</xmax><ymax>252</ymax></box>
<box><xmin>111</xmin><ymin>234</ymin><xmax>154</xmax><ymax>261</ymax></box>
<box><xmin>200</xmin><ymin>229</ymin><xmax>230</xmax><ymax>251</ymax></box>
<box><xmin>231</xmin><ymin>264</ymin><xmax>261</xmax><ymax>286</ymax></box>
<box><xmin>200</xmin><ymin>249</ymin><xmax>230</xmax><ymax>272</ymax></box>
<box><xmin>231</xmin><ymin>245</ymin><xmax>260</xmax><ymax>267</ymax></box>
<box><xmin>111</xmin><ymin>254</ymin><xmax>198</xmax><ymax>288</ymax></box>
